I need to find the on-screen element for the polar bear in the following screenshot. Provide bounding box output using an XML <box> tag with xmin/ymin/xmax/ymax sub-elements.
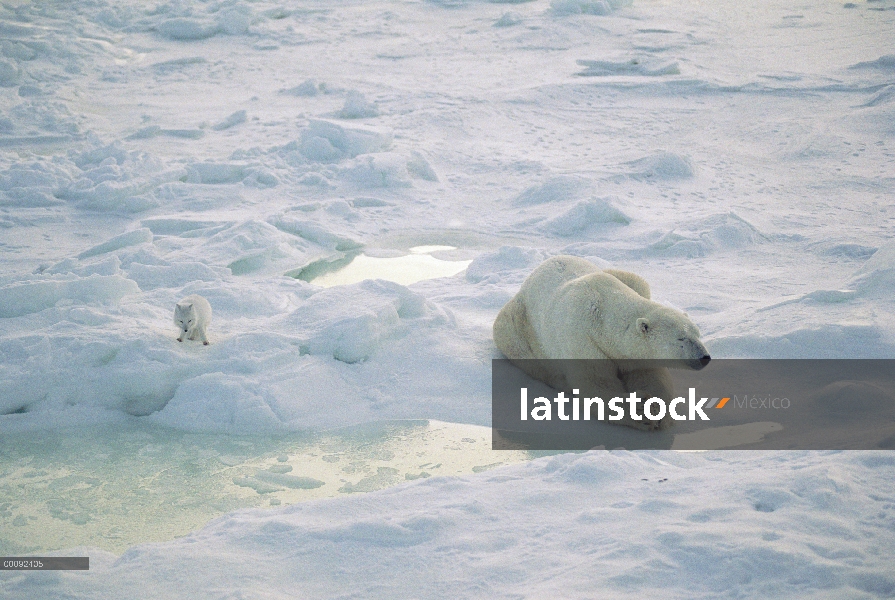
<box><xmin>493</xmin><ymin>255</ymin><xmax>710</xmax><ymax>430</ymax></box>
<box><xmin>174</xmin><ymin>294</ymin><xmax>212</xmax><ymax>345</ymax></box>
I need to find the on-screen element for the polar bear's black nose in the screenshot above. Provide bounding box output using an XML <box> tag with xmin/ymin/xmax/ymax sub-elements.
<box><xmin>700</xmin><ymin>354</ymin><xmax>711</xmax><ymax>367</ymax></box>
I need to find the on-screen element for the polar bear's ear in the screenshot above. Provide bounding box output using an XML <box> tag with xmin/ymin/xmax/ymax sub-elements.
<box><xmin>636</xmin><ymin>318</ymin><xmax>650</xmax><ymax>334</ymax></box>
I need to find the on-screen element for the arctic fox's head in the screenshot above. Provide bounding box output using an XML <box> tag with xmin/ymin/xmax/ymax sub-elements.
<box><xmin>174</xmin><ymin>302</ymin><xmax>197</xmax><ymax>334</ymax></box>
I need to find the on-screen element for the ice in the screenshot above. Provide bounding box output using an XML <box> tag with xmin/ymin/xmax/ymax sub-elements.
<box><xmin>0</xmin><ymin>274</ymin><xmax>139</xmax><ymax>319</ymax></box>
<box><xmin>494</xmin><ymin>12</ymin><xmax>524</xmax><ymax>27</ymax></box>
<box><xmin>338</xmin><ymin>91</ymin><xmax>380</xmax><ymax>119</ymax></box>
<box><xmin>211</xmin><ymin>110</ymin><xmax>247</xmax><ymax>131</ymax></box>
<box><xmin>298</xmin><ymin>120</ymin><xmax>392</xmax><ymax>163</ymax></box>
<box><xmin>540</xmin><ymin>196</ymin><xmax>631</xmax><ymax>236</ymax></box>
<box><xmin>625</xmin><ymin>151</ymin><xmax>694</xmax><ymax>180</ymax></box>
<box><xmin>849</xmin><ymin>242</ymin><xmax>895</xmax><ymax>296</ymax></box>
<box><xmin>77</xmin><ymin>228</ymin><xmax>153</xmax><ymax>259</ymax></box>
<box><xmin>551</xmin><ymin>0</ymin><xmax>614</xmax><ymax>16</ymax></box>
<box><xmin>0</xmin><ymin>0</ymin><xmax>893</xmax><ymax>596</ymax></box>
<box><xmin>341</xmin><ymin>152</ymin><xmax>412</xmax><ymax>188</ymax></box>
<box><xmin>514</xmin><ymin>175</ymin><xmax>590</xmax><ymax>206</ymax></box>
<box><xmin>156</xmin><ymin>18</ymin><xmax>220</xmax><ymax>41</ymax></box>
<box><xmin>283</xmin><ymin>278</ymin><xmax>450</xmax><ymax>364</ymax></box>
<box><xmin>4</xmin><ymin>452</ymin><xmax>894</xmax><ymax>598</ymax></box>
<box><xmin>577</xmin><ymin>58</ymin><xmax>681</xmax><ymax>77</ymax></box>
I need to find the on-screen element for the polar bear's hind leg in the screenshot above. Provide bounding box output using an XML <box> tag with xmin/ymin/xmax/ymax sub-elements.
<box><xmin>606</xmin><ymin>269</ymin><xmax>651</xmax><ymax>299</ymax></box>
<box><xmin>494</xmin><ymin>297</ymin><xmax>537</xmax><ymax>360</ymax></box>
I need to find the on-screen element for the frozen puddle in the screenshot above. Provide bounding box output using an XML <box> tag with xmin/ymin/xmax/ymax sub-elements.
<box><xmin>0</xmin><ymin>420</ymin><xmax>530</xmax><ymax>555</ymax></box>
<box><xmin>304</xmin><ymin>246</ymin><xmax>472</xmax><ymax>288</ymax></box>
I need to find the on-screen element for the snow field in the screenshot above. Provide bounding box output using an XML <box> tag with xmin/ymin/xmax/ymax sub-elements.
<box><xmin>3</xmin><ymin>451</ymin><xmax>894</xmax><ymax>599</ymax></box>
<box><xmin>0</xmin><ymin>0</ymin><xmax>893</xmax><ymax>596</ymax></box>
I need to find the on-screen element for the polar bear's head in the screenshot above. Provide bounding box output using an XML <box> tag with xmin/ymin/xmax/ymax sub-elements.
<box><xmin>630</xmin><ymin>306</ymin><xmax>710</xmax><ymax>370</ymax></box>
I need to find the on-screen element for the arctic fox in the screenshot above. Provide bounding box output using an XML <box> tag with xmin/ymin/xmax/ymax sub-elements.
<box><xmin>174</xmin><ymin>294</ymin><xmax>212</xmax><ymax>345</ymax></box>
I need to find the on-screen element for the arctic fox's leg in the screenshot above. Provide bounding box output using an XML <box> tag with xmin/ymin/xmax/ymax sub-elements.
<box><xmin>195</xmin><ymin>324</ymin><xmax>209</xmax><ymax>345</ymax></box>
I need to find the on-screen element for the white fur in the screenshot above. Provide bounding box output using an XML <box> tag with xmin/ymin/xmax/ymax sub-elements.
<box><xmin>493</xmin><ymin>255</ymin><xmax>710</xmax><ymax>430</ymax></box>
<box><xmin>174</xmin><ymin>294</ymin><xmax>212</xmax><ymax>345</ymax></box>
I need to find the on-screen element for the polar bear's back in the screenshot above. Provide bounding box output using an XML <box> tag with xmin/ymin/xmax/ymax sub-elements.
<box><xmin>517</xmin><ymin>256</ymin><xmax>647</xmax><ymax>318</ymax></box>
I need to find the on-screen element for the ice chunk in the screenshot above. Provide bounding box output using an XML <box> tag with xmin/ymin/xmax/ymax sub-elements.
<box><xmin>514</xmin><ymin>176</ymin><xmax>590</xmax><ymax>206</ymax></box>
<box><xmin>552</xmin><ymin>0</ymin><xmax>613</xmax><ymax>16</ymax></box>
<box><xmin>849</xmin><ymin>243</ymin><xmax>895</xmax><ymax>296</ymax></box>
<box><xmin>0</xmin><ymin>59</ymin><xmax>19</xmax><ymax>86</ymax></box>
<box><xmin>156</xmin><ymin>18</ymin><xmax>220</xmax><ymax>41</ymax></box>
<box><xmin>540</xmin><ymin>197</ymin><xmax>631</xmax><ymax>236</ymax></box>
<box><xmin>77</xmin><ymin>228</ymin><xmax>153</xmax><ymax>259</ymax></box>
<box><xmin>341</xmin><ymin>153</ymin><xmax>411</xmax><ymax>188</ymax></box>
<box><xmin>494</xmin><ymin>12</ymin><xmax>523</xmax><ymax>27</ymax></box>
<box><xmin>218</xmin><ymin>6</ymin><xmax>253</xmax><ymax>35</ymax></box>
<box><xmin>286</xmin><ymin>280</ymin><xmax>443</xmax><ymax>363</ymax></box>
<box><xmin>338</xmin><ymin>92</ymin><xmax>380</xmax><ymax>119</ymax></box>
<box><xmin>126</xmin><ymin>262</ymin><xmax>226</xmax><ymax>290</ymax></box>
<box><xmin>299</xmin><ymin>120</ymin><xmax>392</xmax><ymax>163</ymax></box>
<box><xmin>185</xmin><ymin>163</ymin><xmax>247</xmax><ymax>185</ymax></box>
<box><xmin>577</xmin><ymin>58</ymin><xmax>680</xmax><ymax>77</ymax></box>
<box><xmin>154</xmin><ymin>373</ymin><xmax>284</xmax><ymax>434</ymax></box>
<box><xmin>211</xmin><ymin>110</ymin><xmax>247</xmax><ymax>131</ymax></box>
<box><xmin>282</xmin><ymin>79</ymin><xmax>322</xmax><ymax>96</ymax></box>
<box><xmin>626</xmin><ymin>151</ymin><xmax>694</xmax><ymax>180</ymax></box>
<box><xmin>406</xmin><ymin>151</ymin><xmax>438</xmax><ymax>181</ymax></box>
<box><xmin>465</xmin><ymin>246</ymin><xmax>548</xmax><ymax>283</ymax></box>
<box><xmin>0</xmin><ymin>275</ymin><xmax>139</xmax><ymax>318</ymax></box>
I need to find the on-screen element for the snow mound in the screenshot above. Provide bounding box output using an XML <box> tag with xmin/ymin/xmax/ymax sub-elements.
<box><xmin>269</xmin><ymin>215</ymin><xmax>362</xmax><ymax>252</ymax></box>
<box><xmin>156</xmin><ymin>18</ymin><xmax>220</xmax><ymax>41</ymax></box>
<box><xmin>0</xmin><ymin>58</ymin><xmax>20</xmax><ymax>86</ymax></box>
<box><xmin>211</xmin><ymin>110</ymin><xmax>247</xmax><ymax>131</ymax></box>
<box><xmin>78</xmin><ymin>229</ymin><xmax>153</xmax><ymax>260</ymax></box>
<box><xmin>126</xmin><ymin>262</ymin><xmax>226</xmax><ymax>291</ymax></box>
<box><xmin>338</xmin><ymin>92</ymin><xmax>380</xmax><ymax>119</ymax></box>
<box><xmin>626</xmin><ymin>151</ymin><xmax>694</xmax><ymax>180</ymax></box>
<box><xmin>283</xmin><ymin>279</ymin><xmax>449</xmax><ymax>363</ymax></box>
<box><xmin>848</xmin><ymin>242</ymin><xmax>895</xmax><ymax>296</ymax></box>
<box><xmin>58</xmin><ymin>145</ymin><xmax>184</xmax><ymax>212</ymax></box>
<box><xmin>195</xmin><ymin>220</ymin><xmax>332</xmax><ymax>277</ymax></box>
<box><xmin>849</xmin><ymin>54</ymin><xmax>895</xmax><ymax>72</ymax></box>
<box><xmin>299</xmin><ymin>120</ymin><xmax>392</xmax><ymax>163</ymax></box>
<box><xmin>185</xmin><ymin>163</ymin><xmax>249</xmax><ymax>185</ymax></box>
<box><xmin>513</xmin><ymin>175</ymin><xmax>590</xmax><ymax>206</ymax></box>
<box><xmin>340</xmin><ymin>153</ymin><xmax>412</xmax><ymax>188</ymax></box>
<box><xmin>494</xmin><ymin>12</ymin><xmax>523</xmax><ymax>27</ymax></box>
<box><xmin>0</xmin><ymin>160</ymin><xmax>72</xmax><ymax>207</ymax></box>
<box><xmin>0</xmin><ymin>274</ymin><xmax>139</xmax><ymax>319</ymax></box>
<box><xmin>465</xmin><ymin>246</ymin><xmax>549</xmax><ymax>284</ymax></box>
<box><xmin>282</xmin><ymin>79</ymin><xmax>324</xmax><ymax>97</ymax></box>
<box><xmin>153</xmin><ymin>373</ymin><xmax>284</xmax><ymax>433</ymax></box>
<box><xmin>707</xmin><ymin>324</ymin><xmax>893</xmax><ymax>359</ymax></box>
<box><xmin>647</xmin><ymin>212</ymin><xmax>763</xmax><ymax>258</ymax></box>
<box><xmin>10</xmin><ymin>452</ymin><xmax>894</xmax><ymax>599</ymax></box>
<box><xmin>540</xmin><ymin>196</ymin><xmax>631</xmax><ymax>237</ymax></box>
<box><xmin>551</xmin><ymin>0</ymin><xmax>632</xmax><ymax>16</ymax></box>
<box><xmin>860</xmin><ymin>84</ymin><xmax>895</xmax><ymax>108</ymax></box>
<box><xmin>577</xmin><ymin>58</ymin><xmax>680</xmax><ymax>77</ymax></box>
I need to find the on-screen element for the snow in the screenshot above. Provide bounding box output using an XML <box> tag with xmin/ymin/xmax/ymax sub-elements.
<box><xmin>4</xmin><ymin>451</ymin><xmax>894</xmax><ymax>599</ymax></box>
<box><xmin>0</xmin><ymin>0</ymin><xmax>893</xmax><ymax>596</ymax></box>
